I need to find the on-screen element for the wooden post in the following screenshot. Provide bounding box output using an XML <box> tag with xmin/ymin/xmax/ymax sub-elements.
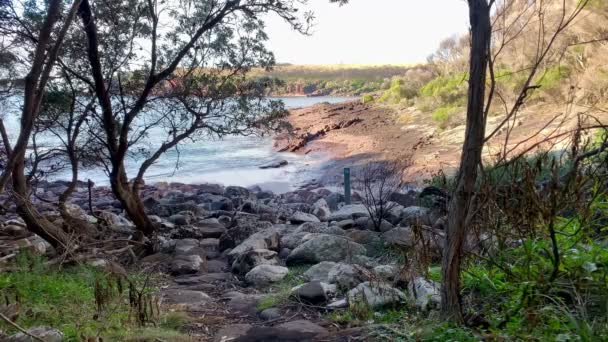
<box><xmin>344</xmin><ymin>168</ymin><xmax>351</xmax><ymax>205</ymax></box>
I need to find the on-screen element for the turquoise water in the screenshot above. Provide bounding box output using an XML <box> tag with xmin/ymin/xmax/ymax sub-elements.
<box><xmin>2</xmin><ymin>96</ymin><xmax>354</xmax><ymax>192</ymax></box>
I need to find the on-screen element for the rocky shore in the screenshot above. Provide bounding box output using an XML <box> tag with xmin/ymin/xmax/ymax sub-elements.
<box><xmin>0</xmin><ymin>179</ymin><xmax>448</xmax><ymax>341</ymax></box>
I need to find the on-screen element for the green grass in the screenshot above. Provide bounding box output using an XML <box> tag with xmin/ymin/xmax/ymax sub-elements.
<box><xmin>0</xmin><ymin>253</ymin><xmax>185</xmax><ymax>341</ymax></box>
<box><xmin>256</xmin><ymin>265</ymin><xmax>309</xmax><ymax>311</ymax></box>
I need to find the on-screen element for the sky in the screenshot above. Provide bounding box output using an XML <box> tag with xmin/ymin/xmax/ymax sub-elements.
<box><xmin>264</xmin><ymin>0</ymin><xmax>470</xmax><ymax>65</ymax></box>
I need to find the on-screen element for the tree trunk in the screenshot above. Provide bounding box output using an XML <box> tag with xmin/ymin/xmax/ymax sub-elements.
<box><xmin>78</xmin><ymin>0</ymin><xmax>155</xmax><ymax>238</ymax></box>
<box><xmin>111</xmin><ymin>168</ymin><xmax>155</xmax><ymax>237</ymax></box>
<box><xmin>441</xmin><ymin>0</ymin><xmax>492</xmax><ymax>322</ymax></box>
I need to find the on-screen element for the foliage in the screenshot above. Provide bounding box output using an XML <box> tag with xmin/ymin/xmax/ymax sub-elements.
<box><xmin>537</xmin><ymin>65</ymin><xmax>572</xmax><ymax>91</ymax></box>
<box><xmin>361</xmin><ymin>94</ymin><xmax>375</xmax><ymax>104</ymax></box>
<box><xmin>418</xmin><ymin>72</ymin><xmax>468</xmax><ymax>103</ymax></box>
<box><xmin>249</xmin><ymin>64</ymin><xmax>413</xmax><ymax>96</ymax></box>
<box><xmin>431</xmin><ymin>105</ymin><xmax>458</xmax><ymax>128</ymax></box>
<box><xmin>0</xmin><ymin>253</ymin><xmax>181</xmax><ymax>341</ymax></box>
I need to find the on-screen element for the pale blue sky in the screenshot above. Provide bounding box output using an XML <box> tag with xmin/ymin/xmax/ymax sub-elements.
<box><xmin>264</xmin><ymin>0</ymin><xmax>470</xmax><ymax>64</ymax></box>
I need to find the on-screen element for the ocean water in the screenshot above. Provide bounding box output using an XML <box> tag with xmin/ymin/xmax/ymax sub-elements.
<box><xmin>2</xmin><ymin>96</ymin><xmax>354</xmax><ymax>192</ymax></box>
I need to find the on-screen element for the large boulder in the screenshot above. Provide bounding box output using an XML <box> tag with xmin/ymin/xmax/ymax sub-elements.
<box><xmin>282</xmin><ymin>190</ymin><xmax>322</xmax><ymax>205</ymax></box>
<box><xmin>245</xmin><ymin>265</ymin><xmax>288</xmax><ymax>286</ymax></box>
<box><xmin>170</xmin><ymin>254</ymin><xmax>204</xmax><ymax>275</ymax></box>
<box><xmin>194</xmin><ymin>220</ymin><xmax>227</xmax><ymax>239</ymax></box>
<box><xmin>225</xmin><ymin>320</ymin><xmax>328</xmax><ymax>341</ymax></box>
<box><xmin>382</xmin><ymin>227</ymin><xmax>416</xmax><ymax>249</ymax></box>
<box><xmin>328</xmin><ymin>204</ymin><xmax>369</xmax><ymax>222</ymax></box>
<box><xmin>174</xmin><ymin>238</ymin><xmax>206</xmax><ymax>258</ymax></box>
<box><xmin>225</xmin><ymin>186</ymin><xmax>251</xmax><ymax>199</ymax></box>
<box><xmin>408</xmin><ymin>277</ymin><xmax>441</xmax><ymax>311</ymax></box>
<box><xmin>291</xmin><ymin>281</ymin><xmax>328</xmax><ymax>304</ymax></box>
<box><xmin>327</xmin><ymin>263</ymin><xmax>370</xmax><ymax>290</ymax></box>
<box><xmin>227</xmin><ymin>230</ymin><xmax>280</xmax><ymax>262</ymax></box>
<box><xmin>169</xmin><ymin>212</ymin><xmax>196</xmax><ymax>226</ymax></box>
<box><xmin>198</xmin><ymin>193</ymin><xmax>234</xmax><ymax>211</ymax></box>
<box><xmin>303</xmin><ymin>261</ymin><xmax>338</xmax><ymax>283</ymax></box>
<box><xmin>197</xmin><ymin>183</ymin><xmax>225</xmax><ymax>195</ymax></box>
<box><xmin>286</xmin><ymin>234</ymin><xmax>366</xmax><ymax>265</ymax></box>
<box><xmin>289</xmin><ymin>211</ymin><xmax>320</xmax><ymax>224</ymax></box>
<box><xmin>280</xmin><ymin>223</ymin><xmax>345</xmax><ymax>249</ymax></box>
<box><xmin>231</xmin><ymin>249</ymin><xmax>280</xmax><ymax>275</ymax></box>
<box><xmin>382</xmin><ymin>226</ymin><xmax>444</xmax><ymax>257</ymax></box>
<box><xmin>374</xmin><ymin>265</ymin><xmax>399</xmax><ymax>281</ymax></box>
<box><xmin>389</xmin><ymin>190</ymin><xmax>418</xmax><ymax>207</ymax></box>
<box><xmin>354</xmin><ymin>217</ymin><xmax>394</xmax><ymax>232</ymax></box>
<box><xmin>325</xmin><ymin>192</ymin><xmax>345</xmax><ymax>211</ymax></box>
<box><xmin>347</xmin><ymin>282</ymin><xmax>406</xmax><ymax>309</ymax></box>
<box><xmin>311</xmin><ymin>198</ymin><xmax>330</xmax><ymax>221</ymax></box>
<box><xmin>400</xmin><ymin>206</ymin><xmax>432</xmax><ymax>226</ymax></box>
<box><xmin>218</xmin><ymin>221</ymin><xmax>272</xmax><ymax>251</ymax></box>
<box><xmin>161</xmin><ymin>289</ymin><xmax>212</xmax><ymax>311</ymax></box>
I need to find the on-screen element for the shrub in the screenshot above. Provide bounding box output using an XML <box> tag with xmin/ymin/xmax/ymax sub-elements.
<box><xmin>419</xmin><ymin>72</ymin><xmax>468</xmax><ymax>103</ymax></box>
<box><xmin>537</xmin><ymin>65</ymin><xmax>571</xmax><ymax>90</ymax></box>
<box><xmin>431</xmin><ymin>105</ymin><xmax>457</xmax><ymax>128</ymax></box>
<box><xmin>361</xmin><ymin>94</ymin><xmax>374</xmax><ymax>104</ymax></box>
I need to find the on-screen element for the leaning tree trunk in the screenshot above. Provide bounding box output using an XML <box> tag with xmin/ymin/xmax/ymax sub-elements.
<box><xmin>78</xmin><ymin>0</ymin><xmax>156</xmax><ymax>238</ymax></box>
<box><xmin>441</xmin><ymin>0</ymin><xmax>492</xmax><ymax>322</ymax></box>
<box><xmin>111</xmin><ymin>167</ymin><xmax>155</xmax><ymax>237</ymax></box>
<box><xmin>6</xmin><ymin>0</ymin><xmax>82</xmax><ymax>252</ymax></box>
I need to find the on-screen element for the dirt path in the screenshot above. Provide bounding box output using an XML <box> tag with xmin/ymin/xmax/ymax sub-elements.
<box><xmin>159</xmin><ymin>244</ymin><xmax>366</xmax><ymax>342</ymax></box>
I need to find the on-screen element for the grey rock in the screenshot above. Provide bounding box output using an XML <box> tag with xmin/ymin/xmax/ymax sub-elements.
<box><xmin>286</xmin><ymin>234</ymin><xmax>366</xmax><ymax>265</ymax></box>
<box><xmin>289</xmin><ymin>211</ymin><xmax>321</xmax><ymax>224</ymax></box>
<box><xmin>311</xmin><ymin>198</ymin><xmax>330</xmax><ymax>221</ymax></box>
<box><xmin>194</xmin><ymin>221</ymin><xmax>227</xmax><ymax>238</ymax></box>
<box><xmin>291</xmin><ymin>281</ymin><xmax>328</xmax><ymax>304</ymax></box>
<box><xmin>259</xmin><ymin>159</ymin><xmax>288</xmax><ymax>169</ymax></box>
<box><xmin>225</xmin><ymin>186</ymin><xmax>251</xmax><ymax>198</ymax></box>
<box><xmin>303</xmin><ymin>261</ymin><xmax>338</xmax><ymax>283</ymax></box>
<box><xmin>218</xmin><ymin>221</ymin><xmax>272</xmax><ymax>251</ymax></box>
<box><xmin>275</xmin><ymin>320</ymin><xmax>329</xmax><ymax>336</ymax></box>
<box><xmin>227</xmin><ymin>230</ymin><xmax>280</xmax><ymax>262</ymax></box>
<box><xmin>169</xmin><ymin>214</ymin><xmax>192</xmax><ymax>226</ymax></box>
<box><xmin>197</xmin><ymin>183</ymin><xmax>225</xmax><ymax>195</ymax></box>
<box><xmin>327</xmin><ymin>263</ymin><xmax>369</xmax><ymax>290</ymax></box>
<box><xmin>259</xmin><ymin>308</ymin><xmax>282</xmax><ymax>320</ymax></box>
<box><xmin>231</xmin><ymin>249</ymin><xmax>280</xmax><ymax>275</ymax></box>
<box><xmin>245</xmin><ymin>265</ymin><xmax>289</xmax><ymax>286</ymax></box>
<box><xmin>355</xmin><ymin>217</ymin><xmax>394</xmax><ymax>232</ymax></box>
<box><xmin>328</xmin><ymin>204</ymin><xmax>369</xmax><ymax>222</ymax></box>
<box><xmin>214</xmin><ymin>324</ymin><xmax>253</xmax><ymax>342</ymax></box>
<box><xmin>327</xmin><ymin>298</ymin><xmax>349</xmax><ymax>309</ymax></box>
<box><xmin>162</xmin><ymin>289</ymin><xmax>212</xmax><ymax>311</ymax></box>
<box><xmin>382</xmin><ymin>227</ymin><xmax>416</xmax><ymax>249</ymax></box>
<box><xmin>170</xmin><ymin>254</ymin><xmax>204</xmax><ymax>275</ymax></box>
<box><xmin>336</xmin><ymin>219</ymin><xmax>355</xmax><ymax>229</ymax></box>
<box><xmin>199</xmin><ymin>194</ymin><xmax>234</xmax><ymax>211</ymax></box>
<box><xmin>389</xmin><ymin>191</ymin><xmax>418</xmax><ymax>207</ymax></box>
<box><xmin>174</xmin><ymin>239</ymin><xmax>204</xmax><ymax>256</ymax></box>
<box><xmin>374</xmin><ymin>265</ymin><xmax>399</xmax><ymax>281</ymax></box>
<box><xmin>325</xmin><ymin>192</ymin><xmax>345</xmax><ymax>211</ymax></box>
<box><xmin>408</xmin><ymin>277</ymin><xmax>441</xmax><ymax>311</ymax></box>
<box><xmin>347</xmin><ymin>282</ymin><xmax>406</xmax><ymax>309</ymax></box>
<box><xmin>7</xmin><ymin>327</ymin><xmax>63</xmax><ymax>342</ymax></box>
<box><xmin>400</xmin><ymin>206</ymin><xmax>432</xmax><ymax>226</ymax></box>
